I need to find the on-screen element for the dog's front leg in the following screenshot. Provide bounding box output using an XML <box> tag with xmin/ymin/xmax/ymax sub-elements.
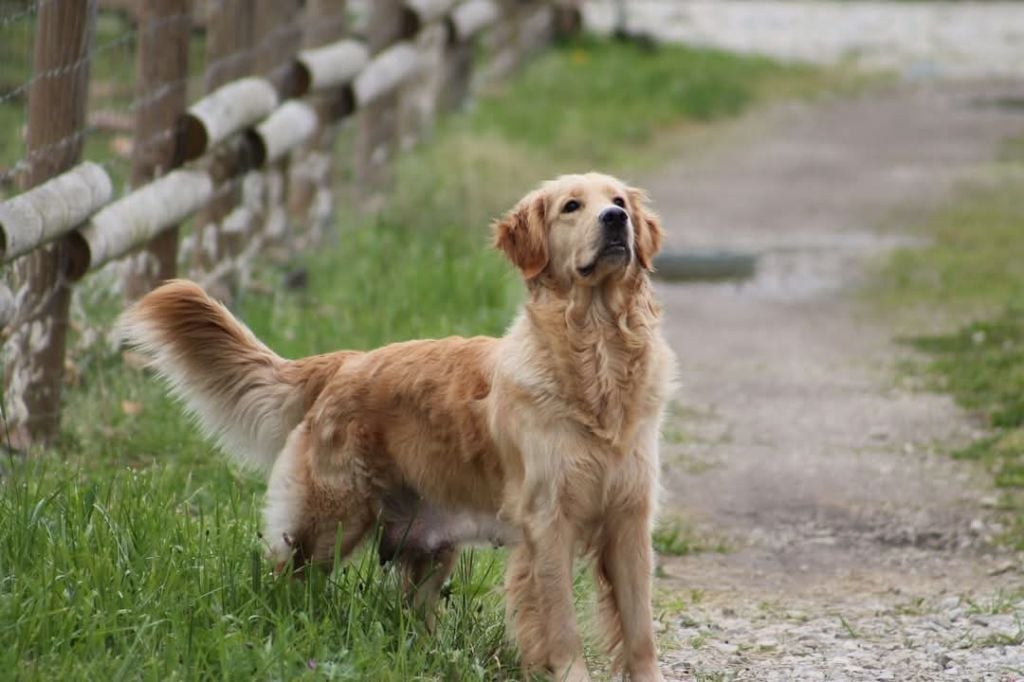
<box><xmin>506</xmin><ymin>517</ymin><xmax>591</xmax><ymax>682</ymax></box>
<box><xmin>598</xmin><ymin>508</ymin><xmax>663</xmax><ymax>682</ymax></box>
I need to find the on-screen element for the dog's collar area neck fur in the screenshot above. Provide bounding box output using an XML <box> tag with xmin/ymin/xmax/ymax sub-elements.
<box><xmin>523</xmin><ymin>273</ymin><xmax>659</xmax><ymax>342</ymax></box>
<box><xmin>526</xmin><ymin>265</ymin><xmax>650</xmax><ymax>305</ymax></box>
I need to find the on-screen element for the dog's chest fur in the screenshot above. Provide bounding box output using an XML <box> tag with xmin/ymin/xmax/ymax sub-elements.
<box><xmin>495</xmin><ymin>279</ymin><xmax>673</xmax><ymax>523</ymax></box>
<box><xmin>524</xmin><ymin>281</ymin><xmax>667</xmax><ymax>444</ymax></box>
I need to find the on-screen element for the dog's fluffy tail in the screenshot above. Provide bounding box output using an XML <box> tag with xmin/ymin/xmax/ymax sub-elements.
<box><xmin>117</xmin><ymin>279</ymin><xmax>341</xmax><ymax>471</ymax></box>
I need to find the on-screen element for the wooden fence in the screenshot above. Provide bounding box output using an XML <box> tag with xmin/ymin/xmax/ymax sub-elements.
<box><xmin>0</xmin><ymin>0</ymin><xmax>579</xmax><ymax>450</ymax></box>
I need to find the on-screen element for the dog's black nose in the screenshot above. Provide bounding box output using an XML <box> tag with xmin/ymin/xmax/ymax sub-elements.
<box><xmin>600</xmin><ymin>206</ymin><xmax>629</xmax><ymax>244</ymax></box>
<box><xmin>599</xmin><ymin>206</ymin><xmax>628</xmax><ymax>227</ymax></box>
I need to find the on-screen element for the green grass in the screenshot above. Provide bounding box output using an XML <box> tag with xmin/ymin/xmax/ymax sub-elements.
<box><xmin>877</xmin><ymin>178</ymin><xmax>1024</xmax><ymax>324</ymax></box>
<box><xmin>2</xmin><ymin>35</ymin><xmax>827</xmax><ymax>678</ymax></box>
<box><xmin>652</xmin><ymin>518</ymin><xmax>728</xmax><ymax>557</ymax></box>
<box><xmin>875</xmin><ymin>153</ymin><xmax>1024</xmax><ymax>549</ymax></box>
<box><xmin>0</xmin><ymin>461</ymin><xmax>515</xmax><ymax>680</ymax></box>
<box><xmin>469</xmin><ymin>34</ymin><xmax>826</xmax><ymax>170</ymax></box>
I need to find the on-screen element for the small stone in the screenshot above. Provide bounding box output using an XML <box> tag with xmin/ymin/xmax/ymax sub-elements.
<box><xmin>678</xmin><ymin>614</ymin><xmax>700</xmax><ymax>627</ymax></box>
<box><xmin>713</xmin><ymin>641</ymin><xmax>739</xmax><ymax>655</ymax></box>
<box><xmin>987</xmin><ymin>562</ymin><xmax>1016</xmax><ymax>577</ymax></box>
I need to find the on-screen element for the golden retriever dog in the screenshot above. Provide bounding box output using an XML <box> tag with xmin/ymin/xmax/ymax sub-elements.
<box><xmin>118</xmin><ymin>172</ymin><xmax>676</xmax><ymax>681</ymax></box>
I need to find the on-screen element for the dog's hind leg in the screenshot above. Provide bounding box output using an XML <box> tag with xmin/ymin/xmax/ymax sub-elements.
<box><xmin>398</xmin><ymin>547</ymin><xmax>457</xmax><ymax>631</ymax></box>
<box><xmin>377</xmin><ymin>490</ymin><xmax>458</xmax><ymax>629</ymax></box>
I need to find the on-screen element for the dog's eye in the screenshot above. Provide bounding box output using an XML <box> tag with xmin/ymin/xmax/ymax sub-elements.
<box><xmin>612</xmin><ymin>197</ymin><xmax>626</xmax><ymax>208</ymax></box>
<box><xmin>562</xmin><ymin>200</ymin><xmax>581</xmax><ymax>214</ymax></box>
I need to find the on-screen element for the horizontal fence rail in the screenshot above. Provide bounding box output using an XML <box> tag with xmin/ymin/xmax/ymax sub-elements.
<box><xmin>0</xmin><ymin>0</ymin><xmax>582</xmax><ymax>449</ymax></box>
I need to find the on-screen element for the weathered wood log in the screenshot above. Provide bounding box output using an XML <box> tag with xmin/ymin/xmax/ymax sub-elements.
<box><xmin>296</xmin><ymin>39</ymin><xmax>370</xmax><ymax>92</ymax></box>
<box><xmin>180</xmin><ymin>77</ymin><xmax>279</xmax><ymax>161</ymax></box>
<box><xmin>0</xmin><ymin>162</ymin><xmax>112</xmax><ymax>263</ymax></box>
<box><xmin>353</xmin><ymin>43</ymin><xmax>423</xmax><ymax>108</ymax></box>
<box><xmin>251</xmin><ymin>101</ymin><xmax>319</xmax><ymax>167</ymax></box>
<box><xmin>74</xmin><ymin>168</ymin><xmax>213</xmax><ymax>278</ymax></box>
<box><xmin>449</xmin><ymin>0</ymin><xmax>500</xmax><ymax>42</ymax></box>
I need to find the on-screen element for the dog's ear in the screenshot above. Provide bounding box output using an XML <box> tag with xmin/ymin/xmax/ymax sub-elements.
<box><xmin>627</xmin><ymin>186</ymin><xmax>663</xmax><ymax>271</ymax></box>
<box><xmin>493</xmin><ymin>190</ymin><xmax>549</xmax><ymax>280</ymax></box>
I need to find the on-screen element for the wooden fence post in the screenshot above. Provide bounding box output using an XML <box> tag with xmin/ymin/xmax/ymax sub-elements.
<box><xmin>399</xmin><ymin>8</ymin><xmax>449</xmax><ymax>146</ymax></box>
<box><xmin>514</xmin><ymin>1</ymin><xmax>558</xmax><ymax>61</ymax></box>
<box><xmin>3</xmin><ymin>0</ymin><xmax>97</xmax><ymax>448</ymax></box>
<box><xmin>437</xmin><ymin>0</ymin><xmax>508</xmax><ymax>114</ymax></box>
<box><xmin>553</xmin><ymin>0</ymin><xmax>584</xmax><ymax>38</ymax></box>
<box><xmin>122</xmin><ymin>0</ymin><xmax>191</xmax><ymax>301</ymax></box>
<box><xmin>190</xmin><ymin>0</ymin><xmax>254</xmax><ymax>293</ymax></box>
<box><xmin>354</xmin><ymin>0</ymin><xmax>411</xmax><ymax>202</ymax></box>
<box><xmin>484</xmin><ymin>0</ymin><xmax>522</xmax><ymax>81</ymax></box>
<box><xmin>478</xmin><ymin>1</ymin><xmax>557</xmax><ymax>87</ymax></box>
<box><xmin>437</xmin><ymin>32</ymin><xmax>475</xmax><ymax>115</ymax></box>
<box><xmin>251</xmin><ymin>0</ymin><xmax>302</xmax><ymax>259</ymax></box>
<box><xmin>289</xmin><ymin>0</ymin><xmax>348</xmax><ymax>245</ymax></box>
<box><xmin>301</xmin><ymin>0</ymin><xmax>348</xmax><ymax>52</ymax></box>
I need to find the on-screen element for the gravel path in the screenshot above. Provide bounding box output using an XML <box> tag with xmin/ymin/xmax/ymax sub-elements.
<box><xmin>584</xmin><ymin>1</ymin><xmax>1024</xmax><ymax>79</ymax></box>
<box><xmin>645</xmin><ymin>81</ymin><xmax>1024</xmax><ymax>680</ymax></box>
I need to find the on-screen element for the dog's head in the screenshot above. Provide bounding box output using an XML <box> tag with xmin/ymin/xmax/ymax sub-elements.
<box><xmin>493</xmin><ymin>173</ymin><xmax>662</xmax><ymax>287</ymax></box>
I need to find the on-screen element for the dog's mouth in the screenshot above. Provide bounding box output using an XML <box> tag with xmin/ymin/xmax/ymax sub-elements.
<box><xmin>577</xmin><ymin>241</ymin><xmax>631</xmax><ymax>277</ymax></box>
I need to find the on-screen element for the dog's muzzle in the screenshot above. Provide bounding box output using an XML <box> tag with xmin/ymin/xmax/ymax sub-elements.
<box><xmin>578</xmin><ymin>207</ymin><xmax>632</xmax><ymax>276</ymax></box>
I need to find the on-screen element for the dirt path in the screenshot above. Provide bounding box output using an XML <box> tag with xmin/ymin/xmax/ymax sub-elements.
<box><xmin>647</xmin><ymin>82</ymin><xmax>1024</xmax><ymax>680</ymax></box>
